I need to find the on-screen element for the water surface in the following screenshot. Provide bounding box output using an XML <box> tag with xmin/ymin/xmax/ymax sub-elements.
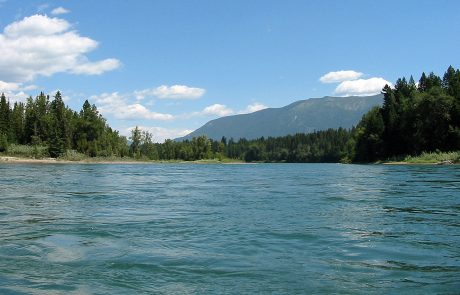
<box><xmin>0</xmin><ymin>163</ymin><xmax>459</xmax><ymax>294</ymax></box>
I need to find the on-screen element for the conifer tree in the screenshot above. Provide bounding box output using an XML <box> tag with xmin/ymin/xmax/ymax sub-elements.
<box><xmin>0</xmin><ymin>93</ymin><xmax>10</xmax><ymax>138</ymax></box>
<box><xmin>130</xmin><ymin>126</ymin><xmax>142</xmax><ymax>158</ymax></box>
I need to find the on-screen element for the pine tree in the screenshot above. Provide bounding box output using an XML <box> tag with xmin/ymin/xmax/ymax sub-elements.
<box><xmin>130</xmin><ymin>126</ymin><xmax>142</xmax><ymax>158</ymax></box>
<box><xmin>0</xmin><ymin>132</ymin><xmax>8</xmax><ymax>153</ymax></box>
<box><xmin>10</xmin><ymin>102</ymin><xmax>25</xmax><ymax>144</ymax></box>
<box><xmin>418</xmin><ymin>72</ymin><xmax>428</xmax><ymax>92</ymax></box>
<box><xmin>48</xmin><ymin>91</ymin><xmax>68</xmax><ymax>157</ymax></box>
<box><xmin>0</xmin><ymin>93</ymin><xmax>10</xmax><ymax>138</ymax></box>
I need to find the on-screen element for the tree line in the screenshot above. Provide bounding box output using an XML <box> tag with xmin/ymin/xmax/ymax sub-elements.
<box><xmin>1</xmin><ymin>66</ymin><xmax>459</xmax><ymax>162</ymax></box>
<box><xmin>354</xmin><ymin>66</ymin><xmax>460</xmax><ymax>161</ymax></box>
<box><xmin>0</xmin><ymin>91</ymin><xmax>129</xmax><ymax>157</ymax></box>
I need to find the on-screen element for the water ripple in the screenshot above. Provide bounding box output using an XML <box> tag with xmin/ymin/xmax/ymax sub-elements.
<box><xmin>0</xmin><ymin>163</ymin><xmax>459</xmax><ymax>294</ymax></box>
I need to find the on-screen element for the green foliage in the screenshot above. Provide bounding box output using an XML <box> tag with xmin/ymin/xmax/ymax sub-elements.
<box><xmin>0</xmin><ymin>91</ymin><xmax>130</xmax><ymax>159</ymax></box>
<box><xmin>224</xmin><ymin>128</ymin><xmax>354</xmax><ymax>163</ymax></box>
<box><xmin>404</xmin><ymin>151</ymin><xmax>460</xmax><ymax>164</ymax></box>
<box><xmin>355</xmin><ymin>66</ymin><xmax>460</xmax><ymax>162</ymax></box>
<box><xmin>354</xmin><ymin>107</ymin><xmax>384</xmax><ymax>162</ymax></box>
<box><xmin>58</xmin><ymin>149</ymin><xmax>87</xmax><ymax>161</ymax></box>
<box><xmin>130</xmin><ymin>126</ymin><xmax>142</xmax><ymax>158</ymax></box>
<box><xmin>0</xmin><ymin>93</ymin><xmax>9</xmax><ymax>137</ymax></box>
<box><xmin>1</xmin><ymin>67</ymin><xmax>459</xmax><ymax>163</ymax></box>
<box><xmin>5</xmin><ymin>144</ymin><xmax>48</xmax><ymax>158</ymax></box>
<box><xmin>0</xmin><ymin>133</ymin><xmax>8</xmax><ymax>153</ymax></box>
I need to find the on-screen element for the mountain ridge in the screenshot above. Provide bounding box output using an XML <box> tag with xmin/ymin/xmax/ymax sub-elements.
<box><xmin>177</xmin><ymin>94</ymin><xmax>383</xmax><ymax>141</ymax></box>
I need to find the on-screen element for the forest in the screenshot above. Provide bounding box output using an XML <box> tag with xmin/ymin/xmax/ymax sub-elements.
<box><xmin>1</xmin><ymin>66</ymin><xmax>459</xmax><ymax>163</ymax></box>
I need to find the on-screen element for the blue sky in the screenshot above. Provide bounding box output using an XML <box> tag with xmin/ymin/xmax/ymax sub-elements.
<box><xmin>0</xmin><ymin>0</ymin><xmax>459</xmax><ymax>141</ymax></box>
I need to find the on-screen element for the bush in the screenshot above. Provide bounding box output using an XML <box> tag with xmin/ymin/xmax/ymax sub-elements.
<box><xmin>58</xmin><ymin>150</ymin><xmax>87</xmax><ymax>161</ymax></box>
<box><xmin>404</xmin><ymin>151</ymin><xmax>460</xmax><ymax>163</ymax></box>
<box><xmin>6</xmin><ymin>144</ymin><xmax>49</xmax><ymax>158</ymax></box>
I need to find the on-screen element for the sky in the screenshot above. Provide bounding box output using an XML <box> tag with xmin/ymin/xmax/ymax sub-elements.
<box><xmin>0</xmin><ymin>0</ymin><xmax>459</xmax><ymax>142</ymax></box>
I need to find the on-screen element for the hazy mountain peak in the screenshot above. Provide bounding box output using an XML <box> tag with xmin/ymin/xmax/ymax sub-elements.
<box><xmin>177</xmin><ymin>94</ymin><xmax>383</xmax><ymax>141</ymax></box>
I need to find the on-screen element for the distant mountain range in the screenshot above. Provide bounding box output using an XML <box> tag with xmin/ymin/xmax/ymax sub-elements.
<box><xmin>177</xmin><ymin>94</ymin><xmax>383</xmax><ymax>141</ymax></box>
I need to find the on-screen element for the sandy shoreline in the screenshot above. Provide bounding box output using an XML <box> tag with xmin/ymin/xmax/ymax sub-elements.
<box><xmin>0</xmin><ymin>156</ymin><xmax>155</xmax><ymax>165</ymax></box>
<box><xmin>1</xmin><ymin>156</ymin><xmax>456</xmax><ymax>165</ymax></box>
<box><xmin>381</xmin><ymin>161</ymin><xmax>457</xmax><ymax>165</ymax></box>
<box><xmin>0</xmin><ymin>156</ymin><xmax>249</xmax><ymax>165</ymax></box>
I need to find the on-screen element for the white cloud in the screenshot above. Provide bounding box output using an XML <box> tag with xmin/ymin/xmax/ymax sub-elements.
<box><xmin>4</xmin><ymin>14</ymin><xmax>70</xmax><ymax>37</ymax></box>
<box><xmin>238</xmin><ymin>102</ymin><xmax>268</xmax><ymax>114</ymax></box>
<box><xmin>21</xmin><ymin>84</ymin><xmax>38</xmax><ymax>91</ymax></box>
<box><xmin>0</xmin><ymin>14</ymin><xmax>120</xmax><ymax>83</ymax></box>
<box><xmin>0</xmin><ymin>81</ymin><xmax>38</xmax><ymax>103</ymax></box>
<box><xmin>0</xmin><ymin>80</ymin><xmax>37</xmax><ymax>96</ymax></box>
<box><xmin>0</xmin><ymin>90</ymin><xmax>29</xmax><ymax>104</ymax></box>
<box><xmin>135</xmin><ymin>85</ymin><xmax>206</xmax><ymax>100</ymax></box>
<box><xmin>201</xmin><ymin>104</ymin><xmax>234</xmax><ymax>116</ymax></box>
<box><xmin>187</xmin><ymin>102</ymin><xmax>267</xmax><ymax>118</ymax></box>
<box><xmin>320</xmin><ymin>70</ymin><xmax>363</xmax><ymax>83</ymax></box>
<box><xmin>90</xmin><ymin>92</ymin><xmax>173</xmax><ymax>121</ymax></box>
<box><xmin>0</xmin><ymin>80</ymin><xmax>20</xmax><ymax>91</ymax></box>
<box><xmin>125</xmin><ymin>126</ymin><xmax>193</xmax><ymax>143</ymax></box>
<box><xmin>72</xmin><ymin>59</ymin><xmax>121</xmax><ymax>75</ymax></box>
<box><xmin>334</xmin><ymin>77</ymin><xmax>392</xmax><ymax>96</ymax></box>
<box><xmin>51</xmin><ymin>7</ymin><xmax>70</xmax><ymax>15</ymax></box>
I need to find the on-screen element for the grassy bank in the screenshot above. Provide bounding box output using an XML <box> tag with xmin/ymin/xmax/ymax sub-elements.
<box><xmin>403</xmin><ymin>151</ymin><xmax>460</xmax><ymax>164</ymax></box>
<box><xmin>0</xmin><ymin>144</ymin><xmax>244</xmax><ymax>164</ymax></box>
<box><xmin>381</xmin><ymin>151</ymin><xmax>460</xmax><ymax>164</ymax></box>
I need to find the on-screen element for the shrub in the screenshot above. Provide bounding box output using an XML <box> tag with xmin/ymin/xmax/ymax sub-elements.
<box><xmin>58</xmin><ymin>150</ymin><xmax>87</xmax><ymax>161</ymax></box>
<box><xmin>404</xmin><ymin>151</ymin><xmax>460</xmax><ymax>163</ymax></box>
<box><xmin>6</xmin><ymin>144</ymin><xmax>49</xmax><ymax>158</ymax></box>
<box><xmin>0</xmin><ymin>133</ymin><xmax>8</xmax><ymax>153</ymax></box>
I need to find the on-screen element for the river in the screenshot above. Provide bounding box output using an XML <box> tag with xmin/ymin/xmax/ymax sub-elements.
<box><xmin>0</xmin><ymin>163</ymin><xmax>459</xmax><ymax>294</ymax></box>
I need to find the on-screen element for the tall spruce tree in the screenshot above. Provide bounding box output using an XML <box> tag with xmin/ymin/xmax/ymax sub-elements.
<box><xmin>48</xmin><ymin>91</ymin><xmax>68</xmax><ymax>157</ymax></box>
<box><xmin>0</xmin><ymin>93</ymin><xmax>10</xmax><ymax>138</ymax></box>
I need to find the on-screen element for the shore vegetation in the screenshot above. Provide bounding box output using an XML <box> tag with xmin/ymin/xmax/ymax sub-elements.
<box><xmin>1</xmin><ymin>66</ymin><xmax>459</xmax><ymax>164</ymax></box>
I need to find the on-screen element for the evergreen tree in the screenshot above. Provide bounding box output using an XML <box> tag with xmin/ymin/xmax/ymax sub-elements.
<box><xmin>48</xmin><ymin>91</ymin><xmax>68</xmax><ymax>157</ymax></box>
<box><xmin>141</xmin><ymin>130</ymin><xmax>158</xmax><ymax>160</ymax></box>
<box><xmin>354</xmin><ymin>107</ymin><xmax>384</xmax><ymax>162</ymax></box>
<box><xmin>10</xmin><ymin>102</ymin><xmax>25</xmax><ymax>144</ymax></box>
<box><xmin>130</xmin><ymin>126</ymin><xmax>142</xmax><ymax>158</ymax></box>
<box><xmin>0</xmin><ymin>132</ymin><xmax>8</xmax><ymax>153</ymax></box>
<box><xmin>0</xmin><ymin>93</ymin><xmax>10</xmax><ymax>138</ymax></box>
<box><xmin>24</xmin><ymin>96</ymin><xmax>38</xmax><ymax>144</ymax></box>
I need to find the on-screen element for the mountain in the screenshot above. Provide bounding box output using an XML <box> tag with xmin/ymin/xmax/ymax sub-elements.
<box><xmin>177</xmin><ymin>94</ymin><xmax>383</xmax><ymax>141</ymax></box>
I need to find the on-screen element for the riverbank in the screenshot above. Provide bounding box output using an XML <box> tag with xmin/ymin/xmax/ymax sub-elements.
<box><xmin>380</xmin><ymin>151</ymin><xmax>459</xmax><ymax>165</ymax></box>
<box><xmin>0</xmin><ymin>156</ymin><xmax>245</xmax><ymax>165</ymax></box>
<box><xmin>2</xmin><ymin>151</ymin><xmax>459</xmax><ymax>165</ymax></box>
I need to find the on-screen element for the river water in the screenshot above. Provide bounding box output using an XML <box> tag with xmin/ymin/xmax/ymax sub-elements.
<box><xmin>0</xmin><ymin>163</ymin><xmax>459</xmax><ymax>294</ymax></box>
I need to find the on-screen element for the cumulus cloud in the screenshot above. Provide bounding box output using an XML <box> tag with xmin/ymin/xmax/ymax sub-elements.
<box><xmin>125</xmin><ymin>126</ymin><xmax>193</xmax><ymax>143</ymax></box>
<box><xmin>0</xmin><ymin>81</ymin><xmax>38</xmax><ymax>103</ymax></box>
<box><xmin>319</xmin><ymin>70</ymin><xmax>363</xmax><ymax>83</ymax></box>
<box><xmin>135</xmin><ymin>85</ymin><xmax>206</xmax><ymax>100</ymax></box>
<box><xmin>238</xmin><ymin>102</ymin><xmax>268</xmax><ymax>114</ymax></box>
<box><xmin>72</xmin><ymin>59</ymin><xmax>121</xmax><ymax>75</ymax></box>
<box><xmin>201</xmin><ymin>104</ymin><xmax>234</xmax><ymax>116</ymax></box>
<box><xmin>90</xmin><ymin>92</ymin><xmax>174</xmax><ymax>121</ymax></box>
<box><xmin>0</xmin><ymin>91</ymin><xmax>29</xmax><ymax>104</ymax></box>
<box><xmin>187</xmin><ymin>102</ymin><xmax>268</xmax><ymax>118</ymax></box>
<box><xmin>51</xmin><ymin>7</ymin><xmax>70</xmax><ymax>15</ymax></box>
<box><xmin>0</xmin><ymin>14</ymin><xmax>120</xmax><ymax>83</ymax></box>
<box><xmin>0</xmin><ymin>80</ymin><xmax>20</xmax><ymax>91</ymax></box>
<box><xmin>4</xmin><ymin>14</ymin><xmax>69</xmax><ymax>37</ymax></box>
<box><xmin>334</xmin><ymin>77</ymin><xmax>392</xmax><ymax>96</ymax></box>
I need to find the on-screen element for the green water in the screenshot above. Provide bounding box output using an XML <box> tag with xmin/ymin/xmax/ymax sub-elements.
<box><xmin>0</xmin><ymin>163</ymin><xmax>459</xmax><ymax>294</ymax></box>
